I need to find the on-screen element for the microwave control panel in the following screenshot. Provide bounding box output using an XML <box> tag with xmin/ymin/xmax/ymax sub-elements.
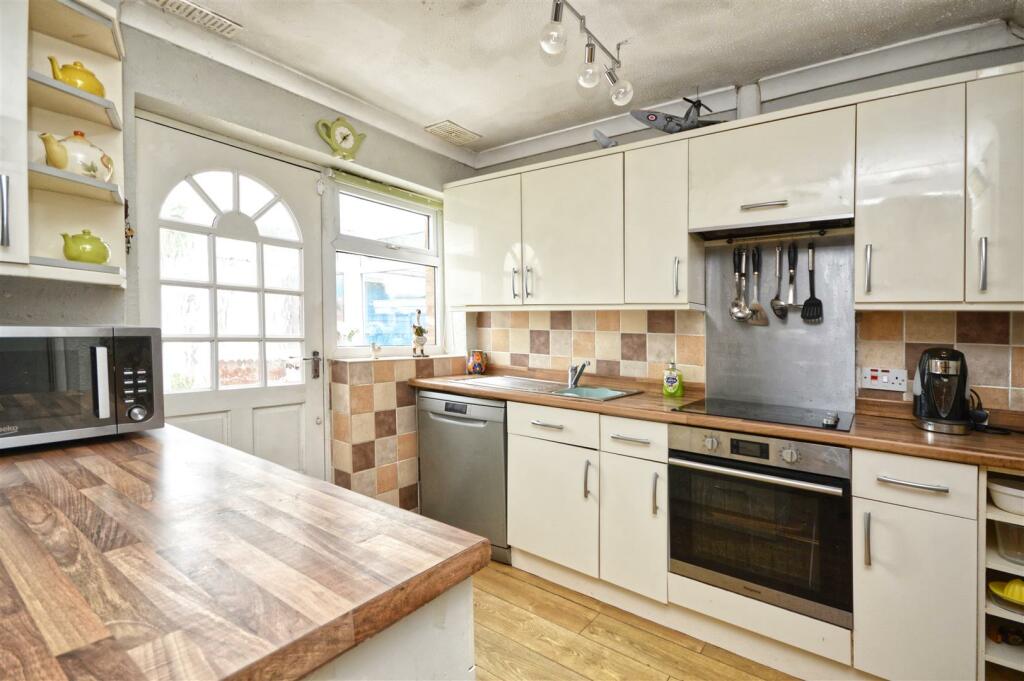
<box><xmin>113</xmin><ymin>334</ymin><xmax>161</xmax><ymax>426</ymax></box>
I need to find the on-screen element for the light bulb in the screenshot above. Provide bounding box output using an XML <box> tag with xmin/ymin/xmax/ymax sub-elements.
<box><xmin>610</xmin><ymin>79</ymin><xmax>634</xmax><ymax>106</ymax></box>
<box><xmin>577</xmin><ymin>41</ymin><xmax>600</xmax><ymax>88</ymax></box>
<box><xmin>539</xmin><ymin>21</ymin><xmax>567</xmax><ymax>55</ymax></box>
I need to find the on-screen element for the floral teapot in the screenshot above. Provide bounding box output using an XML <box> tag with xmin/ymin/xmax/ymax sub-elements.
<box><xmin>39</xmin><ymin>131</ymin><xmax>114</xmax><ymax>182</ymax></box>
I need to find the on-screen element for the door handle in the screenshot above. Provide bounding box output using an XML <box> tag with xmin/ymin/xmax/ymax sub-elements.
<box><xmin>876</xmin><ymin>475</ymin><xmax>949</xmax><ymax>494</ymax></box>
<box><xmin>91</xmin><ymin>346</ymin><xmax>110</xmax><ymax>419</ymax></box>
<box><xmin>979</xmin><ymin>236</ymin><xmax>988</xmax><ymax>292</ymax></box>
<box><xmin>427</xmin><ymin>412</ymin><xmax>487</xmax><ymax>428</ymax></box>
<box><xmin>864</xmin><ymin>243</ymin><xmax>873</xmax><ymax>294</ymax></box>
<box><xmin>651</xmin><ymin>472</ymin><xmax>659</xmax><ymax>515</ymax></box>
<box><xmin>301</xmin><ymin>350</ymin><xmax>322</xmax><ymax>379</ymax></box>
<box><xmin>525</xmin><ymin>266</ymin><xmax>533</xmax><ymax>298</ymax></box>
<box><xmin>740</xmin><ymin>199</ymin><xmax>788</xmax><ymax>211</ymax></box>
<box><xmin>583</xmin><ymin>459</ymin><xmax>591</xmax><ymax>499</ymax></box>
<box><xmin>672</xmin><ymin>256</ymin><xmax>680</xmax><ymax>297</ymax></box>
<box><xmin>864</xmin><ymin>511</ymin><xmax>872</xmax><ymax>567</ymax></box>
<box><xmin>1</xmin><ymin>174</ymin><xmax>10</xmax><ymax>247</ymax></box>
<box><xmin>511</xmin><ymin>267</ymin><xmax>519</xmax><ymax>299</ymax></box>
<box><xmin>610</xmin><ymin>433</ymin><xmax>651</xmax><ymax>445</ymax></box>
<box><xmin>529</xmin><ymin>419</ymin><xmax>563</xmax><ymax>430</ymax></box>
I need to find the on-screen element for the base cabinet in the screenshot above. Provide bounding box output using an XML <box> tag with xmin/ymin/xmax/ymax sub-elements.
<box><xmin>852</xmin><ymin>497</ymin><xmax>976</xmax><ymax>680</ymax></box>
<box><xmin>507</xmin><ymin>434</ymin><xmax>599</xmax><ymax>577</ymax></box>
<box><xmin>599</xmin><ymin>452</ymin><xmax>667</xmax><ymax>602</ymax></box>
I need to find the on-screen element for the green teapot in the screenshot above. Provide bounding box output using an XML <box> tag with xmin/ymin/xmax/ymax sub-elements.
<box><xmin>62</xmin><ymin>229</ymin><xmax>110</xmax><ymax>265</ymax></box>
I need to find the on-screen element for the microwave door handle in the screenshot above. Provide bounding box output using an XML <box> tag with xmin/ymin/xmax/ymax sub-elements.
<box><xmin>668</xmin><ymin>458</ymin><xmax>845</xmax><ymax>497</ymax></box>
<box><xmin>92</xmin><ymin>346</ymin><xmax>110</xmax><ymax>419</ymax></box>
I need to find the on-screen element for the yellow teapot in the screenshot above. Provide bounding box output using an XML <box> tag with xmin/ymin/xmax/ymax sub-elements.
<box><xmin>61</xmin><ymin>229</ymin><xmax>111</xmax><ymax>265</ymax></box>
<box><xmin>48</xmin><ymin>57</ymin><xmax>105</xmax><ymax>98</ymax></box>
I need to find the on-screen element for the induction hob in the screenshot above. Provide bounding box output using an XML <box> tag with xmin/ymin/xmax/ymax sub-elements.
<box><xmin>674</xmin><ymin>397</ymin><xmax>854</xmax><ymax>432</ymax></box>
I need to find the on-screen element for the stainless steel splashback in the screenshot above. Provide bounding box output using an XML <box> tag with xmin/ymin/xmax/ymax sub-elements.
<box><xmin>705</xmin><ymin>234</ymin><xmax>855</xmax><ymax>412</ymax></box>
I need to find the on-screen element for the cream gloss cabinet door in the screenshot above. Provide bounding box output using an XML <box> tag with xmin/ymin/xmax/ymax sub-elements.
<box><xmin>966</xmin><ymin>73</ymin><xmax>1024</xmax><ymax>303</ymax></box>
<box><xmin>507</xmin><ymin>434</ymin><xmax>599</xmax><ymax>577</ymax></box>
<box><xmin>851</xmin><ymin>497</ymin><xmax>976</xmax><ymax>681</ymax></box>
<box><xmin>599</xmin><ymin>452</ymin><xmax>668</xmax><ymax>603</ymax></box>
<box><xmin>688</xmin><ymin>107</ymin><xmax>855</xmax><ymax>233</ymax></box>
<box><xmin>521</xmin><ymin>154</ymin><xmax>624</xmax><ymax>305</ymax></box>
<box><xmin>0</xmin><ymin>0</ymin><xmax>29</xmax><ymax>264</ymax></box>
<box><xmin>443</xmin><ymin>176</ymin><xmax>523</xmax><ymax>307</ymax></box>
<box><xmin>624</xmin><ymin>141</ymin><xmax>704</xmax><ymax>305</ymax></box>
<box><xmin>855</xmin><ymin>85</ymin><xmax>966</xmax><ymax>304</ymax></box>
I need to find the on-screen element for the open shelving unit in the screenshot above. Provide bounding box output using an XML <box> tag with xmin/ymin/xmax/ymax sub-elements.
<box><xmin>27</xmin><ymin>70</ymin><xmax>122</xmax><ymax>129</ymax></box>
<box><xmin>28</xmin><ymin>162</ymin><xmax>123</xmax><ymax>204</ymax></box>
<box><xmin>980</xmin><ymin>469</ymin><xmax>1024</xmax><ymax>681</ymax></box>
<box><xmin>28</xmin><ymin>0</ymin><xmax>123</xmax><ymax>59</ymax></box>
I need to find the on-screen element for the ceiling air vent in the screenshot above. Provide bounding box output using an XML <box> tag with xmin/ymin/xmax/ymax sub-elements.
<box><xmin>424</xmin><ymin>120</ymin><xmax>481</xmax><ymax>147</ymax></box>
<box><xmin>148</xmin><ymin>0</ymin><xmax>243</xmax><ymax>38</ymax></box>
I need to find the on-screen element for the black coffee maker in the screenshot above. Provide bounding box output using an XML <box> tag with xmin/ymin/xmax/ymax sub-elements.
<box><xmin>912</xmin><ymin>348</ymin><xmax>971</xmax><ymax>434</ymax></box>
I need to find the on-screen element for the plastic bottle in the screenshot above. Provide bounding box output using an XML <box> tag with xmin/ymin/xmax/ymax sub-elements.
<box><xmin>663</xmin><ymin>361</ymin><xmax>683</xmax><ymax>398</ymax></box>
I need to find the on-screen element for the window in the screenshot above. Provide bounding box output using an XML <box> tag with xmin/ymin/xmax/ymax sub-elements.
<box><xmin>331</xmin><ymin>182</ymin><xmax>442</xmax><ymax>355</ymax></box>
<box><xmin>158</xmin><ymin>170</ymin><xmax>305</xmax><ymax>393</ymax></box>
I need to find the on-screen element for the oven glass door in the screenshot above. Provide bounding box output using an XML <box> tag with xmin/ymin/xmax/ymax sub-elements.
<box><xmin>0</xmin><ymin>335</ymin><xmax>116</xmax><ymax>440</ymax></box>
<box><xmin>669</xmin><ymin>451</ymin><xmax>852</xmax><ymax>620</ymax></box>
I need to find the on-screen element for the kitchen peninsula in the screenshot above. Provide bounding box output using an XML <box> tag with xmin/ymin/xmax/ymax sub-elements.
<box><xmin>0</xmin><ymin>426</ymin><xmax>489</xmax><ymax>680</ymax></box>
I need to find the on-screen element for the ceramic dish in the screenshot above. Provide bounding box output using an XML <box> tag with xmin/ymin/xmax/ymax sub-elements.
<box><xmin>989</xmin><ymin>477</ymin><xmax>1024</xmax><ymax>516</ymax></box>
<box><xmin>989</xmin><ymin>579</ymin><xmax>1024</xmax><ymax>610</ymax></box>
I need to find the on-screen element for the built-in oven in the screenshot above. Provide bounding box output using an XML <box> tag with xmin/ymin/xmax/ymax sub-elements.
<box><xmin>0</xmin><ymin>326</ymin><xmax>163</xmax><ymax>449</ymax></box>
<box><xmin>668</xmin><ymin>425</ymin><xmax>852</xmax><ymax>628</ymax></box>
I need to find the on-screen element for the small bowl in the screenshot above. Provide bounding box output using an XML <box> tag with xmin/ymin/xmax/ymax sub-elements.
<box><xmin>989</xmin><ymin>477</ymin><xmax>1024</xmax><ymax>516</ymax></box>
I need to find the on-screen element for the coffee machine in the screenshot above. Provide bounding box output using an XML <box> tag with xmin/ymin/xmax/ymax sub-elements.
<box><xmin>912</xmin><ymin>348</ymin><xmax>971</xmax><ymax>434</ymax></box>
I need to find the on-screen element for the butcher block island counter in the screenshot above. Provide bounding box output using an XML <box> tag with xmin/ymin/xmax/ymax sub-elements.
<box><xmin>0</xmin><ymin>426</ymin><xmax>489</xmax><ymax>681</ymax></box>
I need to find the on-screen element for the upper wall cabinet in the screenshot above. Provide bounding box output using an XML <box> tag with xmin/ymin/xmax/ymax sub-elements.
<box><xmin>688</xmin><ymin>107</ymin><xmax>855</xmax><ymax>233</ymax></box>
<box><xmin>521</xmin><ymin>155</ymin><xmax>624</xmax><ymax>306</ymax></box>
<box><xmin>966</xmin><ymin>73</ymin><xmax>1024</xmax><ymax>304</ymax></box>
<box><xmin>443</xmin><ymin>175</ymin><xmax>522</xmax><ymax>307</ymax></box>
<box><xmin>855</xmin><ymin>85</ymin><xmax>966</xmax><ymax>304</ymax></box>
<box><xmin>624</xmin><ymin>141</ymin><xmax>703</xmax><ymax>305</ymax></box>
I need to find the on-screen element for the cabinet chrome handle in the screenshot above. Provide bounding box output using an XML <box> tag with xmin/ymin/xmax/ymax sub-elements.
<box><xmin>529</xmin><ymin>419</ymin><xmax>563</xmax><ymax>430</ymax></box>
<box><xmin>610</xmin><ymin>433</ymin><xmax>650</xmax><ymax>446</ymax></box>
<box><xmin>864</xmin><ymin>243</ymin><xmax>873</xmax><ymax>294</ymax></box>
<box><xmin>864</xmin><ymin>511</ymin><xmax>872</xmax><ymax>567</ymax></box>
<box><xmin>876</xmin><ymin>475</ymin><xmax>949</xmax><ymax>494</ymax></box>
<box><xmin>511</xmin><ymin>267</ymin><xmax>519</xmax><ymax>299</ymax></box>
<box><xmin>525</xmin><ymin>266</ymin><xmax>533</xmax><ymax>298</ymax></box>
<box><xmin>669</xmin><ymin>458</ymin><xmax>844</xmax><ymax>496</ymax></box>
<box><xmin>91</xmin><ymin>346</ymin><xmax>110</xmax><ymax>419</ymax></box>
<box><xmin>740</xmin><ymin>199</ymin><xmax>788</xmax><ymax>211</ymax></box>
<box><xmin>0</xmin><ymin>174</ymin><xmax>10</xmax><ymax>247</ymax></box>
<box><xmin>583</xmin><ymin>459</ymin><xmax>591</xmax><ymax>499</ymax></box>
<box><xmin>979</xmin><ymin>237</ymin><xmax>988</xmax><ymax>292</ymax></box>
<box><xmin>651</xmin><ymin>472</ymin><xmax>659</xmax><ymax>515</ymax></box>
<box><xmin>672</xmin><ymin>256</ymin><xmax>680</xmax><ymax>297</ymax></box>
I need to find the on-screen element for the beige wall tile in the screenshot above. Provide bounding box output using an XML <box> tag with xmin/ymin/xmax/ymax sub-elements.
<box><xmin>510</xmin><ymin>311</ymin><xmax>529</xmax><ymax>328</ymax></box>
<box><xmin>857</xmin><ymin>311</ymin><xmax>904</xmax><ymax>341</ymax></box>
<box><xmin>396</xmin><ymin>405</ymin><xmax>417</xmax><ymax>434</ymax></box>
<box><xmin>572</xmin><ymin>310</ymin><xmax>596</xmax><ymax>330</ymax></box>
<box><xmin>675</xmin><ymin>335</ymin><xmax>705</xmax><ymax>366</ymax></box>
<box><xmin>351</xmin><ymin>412</ymin><xmax>376</xmax><ymax>444</ymax></box>
<box><xmin>620</xmin><ymin>360</ymin><xmax>647</xmax><ymax>378</ymax></box>
<box><xmin>1010</xmin><ymin>388</ymin><xmax>1024</xmax><ymax>411</ymax></box>
<box><xmin>856</xmin><ymin>341</ymin><xmax>905</xmax><ymax>370</ymax></box>
<box><xmin>332</xmin><ymin>440</ymin><xmax>352</xmax><ymax>473</ymax></box>
<box><xmin>550</xmin><ymin>355</ymin><xmax>571</xmax><ymax>370</ymax></box>
<box><xmin>373</xmin><ymin>382</ymin><xmax>397</xmax><ymax>411</ymax></box>
<box><xmin>393</xmin><ymin>360</ymin><xmax>416</xmax><ymax>381</ymax></box>
<box><xmin>351</xmin><ymin>469</ymin><xmax>376</xmax><ymax>497</ymax></box>
<box><xmin>373</xmin><ymin>361</ymin><xmax>395</xmax><ymax>383</ymax></box>
<box><xmin>332</xmin><ymin>412</ymin><xmax>350</xmax><ymax>443</ymax></box>
<box><xmin>595</xmin><ymin>331</ymin><xmax>621</xmax><ymax>360</ymax></box>
<box><xmin>377</xmin><ymin>463</ymin><xmax>398</xmax><ymax>493</ymax></box>
<box><xmin>450</xmin><ymin>357</ymin><xmax>466</xmax><ymax>375</ymax></box>
<box><xmin>398</xmin><ymin>432</ymin><xmax>417</xmax><ymax>459</ymax></box>
<box><xmin>675</xmin><ymin>310</ymin><xmax>704</xmax><ymax>335</ymax></box>
<box><xmin>905</xmin><ymin>312</ymin><xmax>955</xmax><ymax>343</ymax></box>
<box><xmin>376</xmin><ymin>489</ymin><xmax>400</xmax><ymax>506</ymax></box>
<box><xmin>375</xmin><ymin>436</ymin><xmax>397</xmax><ymax>466</ymax></box>
<box><xmin>620</xmin><ymin>310</ymin><xmax>647</xmax><ymax>333</ymax></box>
<box><xmin>492</xmin><ymin>311</ymin><xmax>511</xmax><ymax>328</ymax></box>
<box><xmin>1014</xmin><ymin>347</ymin><xmax>1024</xmax><ymax>388</ymax></box>
<box><xmin>398</xmin><ymin>458</ymin><xmax>418</xmax><ymax>487</ymax></box>
<box><xmin>529</xmin><ymin>311</ymin><xmax>551</xmax><ymax>329</ymax></box>
<box><xmin>433</xmin><ymin>358</ymin><xmax>451</xmax><ymax>376</ymax></box>
<box><xmin>529</xmin><ymin>354</ymin><xmax>551</xmax><ymax>369</ymax></box>
<box><xmin>350</xmin><ymin>384</ymin><xmax>374</xmax><ymax>414</ymax></box>
<box><xmin>475</xmin><ymin>328</ymin><xmax>492</xmax><ymax>351</ymax></box>
<box><xmin>646</xmin><ymin>362</ymin><xmax>666</xmax><ymax>380</ymax></box>
<box><xmin>491</xmin><ymin>328</ymin><xmax>510</xmax><ymax>352</ymax></box>
<box><xmin>572</xmin><ymin>331</ymin><xmax>595</xmax><ymax>358</ymax></box>
<box><xmin>550</xmin><ymin>330</ymin><xmax>572</xmax><ymax>356</ymax></box>
<box><xmin>647</xmin><ymin>333</ymin><xmax>675</xmax><ymax>363</ymax></box>
<box><xmin>349</xmin><ymin>362</ymin><xmax>373</xmax><ymax>385</ymax></box>
<box><xmin>330</xmin><ymin>384</ymin><xmax>350</xmax><ymax>414</ymax></box>
<box><xmin>489</xmin><ymin>351</ymin><xmax>511</xmax><ymax>366</ymax></box>
<box><xmin>958</xmin><ymin>344</ymin><xmax>1010</xmax><ymax>387</ymax></box>
<box><xmin>681</xmin><ymin>364</ymin><xmax>706</xmax><ymax>384</ymax></box>
<box><xmin>596</xmin><ymin>310</ymin><xmax>620</xmax><ymax>331</ymax></box>
<box><xmin>974</xmin><ymin>386</ymin><xmax>1009</xmax><ymax>410</ymax></box>
<box><xmin>510</xmin><ymin>328</ymin><xmax>530</xmax><ymax>354</ymax></box>
<box><xmin>1013</xmin><ymin>313</ymin><xmax>1024</xmax><ymax>346</ymax></box>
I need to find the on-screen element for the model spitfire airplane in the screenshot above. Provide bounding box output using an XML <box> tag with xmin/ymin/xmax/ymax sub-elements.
<box><xmin>632</xmin><ymin>96</ymin><xmax>717</xmax><ymax>134</ymax></box>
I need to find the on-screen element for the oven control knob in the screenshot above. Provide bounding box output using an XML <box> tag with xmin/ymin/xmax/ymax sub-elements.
<box><xmin>703</xmin><ymin>435</ymin><xmax>720</xmax><ymax>452</ymax></box>
<box><xmin>127</xmin><ymin>405</ymin><xmax>148</xmax><ymax>422</ymax></box>
<box><xmin>780</xmin><ymin>447</ymin><xmax>800</xmax><ymax>464</ymax></box>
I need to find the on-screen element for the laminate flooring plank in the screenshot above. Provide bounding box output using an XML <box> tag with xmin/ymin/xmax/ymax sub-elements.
<box><xmin>475</xmin><ymin>622</ymin><xmax>589</xmax><ymax>681</ymax></box>
<box><xmin>473</xmin><ymin>564</ymin><xmax>598</xmax><ymax>634</ymax></box>
<box><xmin>699</xmin><ymin>645</ymin><xmax>800</xmax><ymax>681</ymax></box>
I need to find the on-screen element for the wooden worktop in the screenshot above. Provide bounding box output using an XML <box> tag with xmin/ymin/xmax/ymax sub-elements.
<box><xmin>411</xmin><ymin>374</ymin><xmax>1024</xmax><ymax>472</ymax></box>
<box><xmin>0</xmin><ymin>426</ymin><xmax>490</xmax><ymax>680</ymax></box>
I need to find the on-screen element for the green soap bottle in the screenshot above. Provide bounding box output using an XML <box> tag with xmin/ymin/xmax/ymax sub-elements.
<box><xmin>663</xmin><ymin>361</ymin><xmax>683</xmax><ymax>398</ymax></box>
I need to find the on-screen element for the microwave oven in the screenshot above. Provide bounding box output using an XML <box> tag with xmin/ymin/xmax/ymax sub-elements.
<box><xmin>0</xmin><ymin>326</ymin><xmax>163</xmax><ymax>449</ymax></box>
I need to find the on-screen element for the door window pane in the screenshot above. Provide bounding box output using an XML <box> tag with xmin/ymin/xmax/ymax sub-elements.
<box><xmin>160</xmin><ymin>229</ymin><xmax>209</xmax><ymax>282</ymax></box>
<box><xmin>263</xmin><ymin>244</ymin><xmax>301</xmax><ymax>291</ymax></box>
<box><xmin>161</xmin><ymin>285</ymin><xmax>210</xmax><ymax>336</ymax></box>
<box><xmin>265</xmin><ymin>293</ymin><xmax>303</xmax><ymax>338</ymax></box>
<box><xmin>216</xmin><ymin>237</ymin><xmax>258</xmax><ymax>287</ymax></box>
<box><xmin>339</xmin><ymin>192</ymin><xmax>429</xmax><ymax>249</ymax></box>
<box><xmin>239</xmin><ymin>174</ymin><xmax>274</xmax><ymax>216</ymax></box>
<box><xmin>217</xmin><ymin>290</ymin><xmax>259</xmax><ymax>336</ymax></box>
<box><xmin>160</xmin><ymin>180</ymin><xmax>216</xmax><ymax>226</ymax></box>
<box><xmin>194</xmin><ymin>171</ymin><xmax>234</xmax><ymax>212</ymax></box>
<box><xmin>335</xmin><ymin>253</ymin><xmax>435</xmax><ymax>347</ymax></box>
<box><xmin>218</xmin><ymin>342</ymin><xmax>260</xmax><ymax>388</ymax></box>
<box><xmin>255</xmin><ymin>201</ymin><xmax>299</xmax><ymax>241</ymax></box>
<box><xmin>163</xmin><ymin>342</ymin><xmax>212</xmax><ymax>393</ymax></box>
<box><xmin>266</xmin><ymin>341</ymin><xmax>303</xmax><ymax>386</ymax></box>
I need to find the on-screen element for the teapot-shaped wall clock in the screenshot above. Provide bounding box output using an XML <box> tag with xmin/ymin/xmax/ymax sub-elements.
<box><xmin>316</xmin><ymin>116</ymin><xmax>365</xmax><ymax>161</ymax></box>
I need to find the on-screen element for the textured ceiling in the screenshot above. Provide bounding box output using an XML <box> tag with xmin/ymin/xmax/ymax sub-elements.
<box><xmin>195</xmin><ymin>0</ymin><xmax>1016</xmax><ymax>151</ymax></box>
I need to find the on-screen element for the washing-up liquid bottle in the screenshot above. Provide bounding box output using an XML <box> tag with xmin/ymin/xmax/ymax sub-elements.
<box><xmin>663</xmin><ymin>361</ymin><xmax>683</xmax><ymax>398</ymax></box>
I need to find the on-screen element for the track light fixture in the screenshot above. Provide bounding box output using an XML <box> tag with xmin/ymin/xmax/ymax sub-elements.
<box><xmin>538</xmin><ymin>0</ymin><xmax>632</xmax><ymax>106</ymax></box>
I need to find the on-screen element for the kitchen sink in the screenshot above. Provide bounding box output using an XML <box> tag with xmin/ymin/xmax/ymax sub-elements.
<box><xmin>551</xmin><ymin>386</ymin><xmax>641</xmax><ymax>401</ymax></box>
<box><xmin>460</xmin><ymin>376</ymin><xmax>640</xmax><ymax>401</ymax></box>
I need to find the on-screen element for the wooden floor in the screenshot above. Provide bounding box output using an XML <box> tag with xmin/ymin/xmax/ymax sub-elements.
<box><xmin>473</xmin><ymin>562</ymin><xmax>798</xmax><ymax>681</ymax></box>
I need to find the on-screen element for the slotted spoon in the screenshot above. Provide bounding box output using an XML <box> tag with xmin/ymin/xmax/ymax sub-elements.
<box><xmin>801</xmin><ymin>242</ymin><xmax>823</xmax><ymax>322</ymax></box>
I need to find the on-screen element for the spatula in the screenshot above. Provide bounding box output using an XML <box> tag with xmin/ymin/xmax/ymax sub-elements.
<box><xmin>747</xmin><ymin>246</ymin><xmax>768</xmax><ymax>326</ymax></box>
<box><xmin>801</xmin><ymin>242</ymin><xmax>823</xmax><ymax>322</ymax></box>
<box><xmin>769</xmin><ymin>244</ymin><xmax>787</xmax><ymax>320</ymax></box>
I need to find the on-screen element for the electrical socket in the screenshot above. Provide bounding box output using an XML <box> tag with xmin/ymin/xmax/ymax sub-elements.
<box><xmin>859</xmin><ymin>367</ymin><xmax>908</xmax><ymax>392</ymax></box>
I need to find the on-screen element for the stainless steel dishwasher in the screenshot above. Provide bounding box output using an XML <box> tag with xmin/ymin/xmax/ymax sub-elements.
<box><xmin>417</xmin><ymin>390</ymin><xmax>509</xmax><ymax>563</ymax></box>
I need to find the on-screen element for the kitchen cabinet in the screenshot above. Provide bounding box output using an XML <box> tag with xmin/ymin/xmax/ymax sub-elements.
<box><xmin>966</xmin><ymin>73</ymin><xmax>1024</xmax><ymax>303</ymax></box>
<box><xmin>624</xmin><ymin>141</ymin><xmax>703</xmax><ymax>305</ymax></box>
<box><xmin>521</xmin><ymin>154</ymin><xmax>624</xmax><ymax>305</ymax></box>
<box><xmin>855</xmin><ymin>85</ymin><xmax>966</xmax><ymax>304</ymax></box>
<box><xmin>688</xmin><ymin>107</ymin><xmax>855</xmax><ymax>233</ymax></box>
<box><xmin>507</xmin><ymin>433</ymin><xmax>599</xmax><ymax>577</ymax></box>
<box><xmin>852</xmin><ymin>497</ymin><xmax>977</xmax><ymax>680</ymax></box>
<box><xmin>0</xmin><ymin>0</ymin><xmax>30</xmax><ymax>264</ymax></box>
<box><xmin>599</xmin><ymin>451</ymin><xmax>667</xmax><ymax>602</ymax></box>
<box><xmin>443</xmin><ymin>175</ymin><xmax>522</xmax><ymax>307</ymax></box>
